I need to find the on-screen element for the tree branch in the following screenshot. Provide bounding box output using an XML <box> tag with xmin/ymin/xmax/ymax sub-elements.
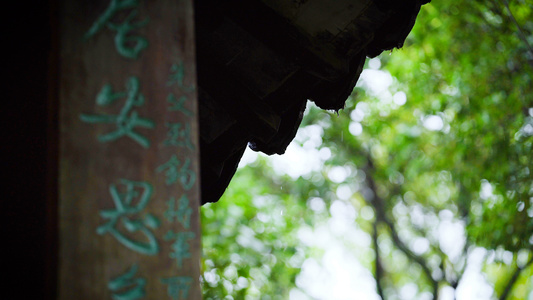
<box><xmin>383</xmin><ymin>217</ymin><xmax>439</xmax><ymax>299</ymax></box>
<box><xmin>451</xmin><ymin>183</ymin><xmax>472</xmax><ymax>288</ymax></box>
<box><xmin>499</xmin><ymin>255</ymin><xmax>533</xmax><ymax>300</ymax></box>
<box><xmin>372</xmin><ymin>220</ymin><xmax>386</xmax><ymax>300</ymax></box>
<box><xmin>501</xmin><ymin>0</ymin><xmax>533</xmax><ymax>65</ymax></box>
<box><xmin>363</xmin><ymin>156</ymin><xmax>440</xmax><ymax>299</ymax></box>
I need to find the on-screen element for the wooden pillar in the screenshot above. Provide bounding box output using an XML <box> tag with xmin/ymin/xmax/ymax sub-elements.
<box><xmin>57</xmin><ymin>0</ymin><xmax>202</xmax><ymax>299</ymax></box>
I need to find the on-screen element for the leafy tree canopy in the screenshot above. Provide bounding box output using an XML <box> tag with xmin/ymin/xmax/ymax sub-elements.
<box><xmin>201</xmin><ymin>1</ymin><xmax>533</xmax><ymax>299</ymax></box>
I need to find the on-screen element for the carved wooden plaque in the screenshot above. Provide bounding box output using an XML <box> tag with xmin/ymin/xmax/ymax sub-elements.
<box><xmin>58</xmin><ymin>0</ymin><xmax>201</xmax><ymax>299</ymax></box>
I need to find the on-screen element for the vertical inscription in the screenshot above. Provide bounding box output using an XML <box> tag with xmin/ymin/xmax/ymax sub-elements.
<box><xmin>156</xmin><ymin>59</ymin><xmax>197</xmax><ymax>298</ymax></box>
<box><xmin>70</xmin><ymin>1</ymin><xmax>199</xmax><ymax>297</ymax></box>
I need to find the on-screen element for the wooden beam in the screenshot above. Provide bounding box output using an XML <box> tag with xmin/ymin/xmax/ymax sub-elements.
<box><xmin>57</xmin><ymin>0</ymin><xmax>202</xmax><ymax>298</ymax></box>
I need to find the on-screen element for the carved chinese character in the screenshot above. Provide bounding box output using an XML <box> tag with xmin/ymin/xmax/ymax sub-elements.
<box><xmin>85</xmin><ymin>0</ymin><xmax>149</xmax><ymax>59</ymax></box>
<box><xmin>80</xmin><ymin>77</ymin><xmax>155</xmax><ymax>148</ymax></box>
<box><xmin>167</xmin><ymin>93</ymin><xmax>192</xmax><ymax>117</ymax></box>
<box><xmin>167</xmin><ymin>61</ymin><xmax>195</xmax><ymax>92</ymax></box>
<box><xmin>164</xmin><ymin>195</ymin><xmax>192</xmax><ymax>229</ymax></box>
<box><xmin>163</xmin><ymin>122</ymin><xmax>194</xmax><ymax>150</ymax></box>
<box><xmin>164</xmin><ymin>230</ymin><xmax>195</xmax><ymax>268</ymax></box>
<box><xmin>108</xmin><ymin>264</ymin><xmax>146</xmax><ymax>300</ymax></box>
<box><xmin>156</xmin><ymin>155</ymin><xmax>196</xmax><ymax>190</ymax></box>
<box><xmin>160</xmin><ymin>276</ymin><xmax>192</xmax><ymax>300</ymax></box>
<box><xmin>107</xmin><ymin>10</ymin><xmax>149</xmax><ymax>59</ymax></box>
<box><xmin>97</xmin><ymin>179</ymin><xmax>161</xmax><ymax>255</ymax></box>
<box><xmin>85</xmin><ymin>0</ymin><xmax>138</xmax><ymax>38</ymax></box>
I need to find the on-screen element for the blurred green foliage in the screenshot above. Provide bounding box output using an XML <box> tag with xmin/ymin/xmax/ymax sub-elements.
<box><xmin>201</xmin><ymin>1</ymin><xmax>533</xmax><ymax>299</ymax></box>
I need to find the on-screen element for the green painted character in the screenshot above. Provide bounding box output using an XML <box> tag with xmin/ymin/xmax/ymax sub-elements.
<box><xmin>160</xmin><ymin>276</ymin><xmax>193</xmax><ymax>300</ymax></box>
<box><xmin>108</xmin><ymin>264</ymin><xmax>146</xmax><ymax>300</ymax></box>
<box><xmin>85</xmin><ymin>0</ymin><xmax>139</xmax><ymax>38</ymax></box>
<box><xmin>164</xmin><ymin>230</ymin><xmax>196</xmax><ymax>268</ymax></box>
<box><xmin>97</xmin><ymin>179</ymin><xmax>161</xmax><ymax>255</ymax></box>
<box><xmin>156</xmin><ymin>155</ymin><xmax>196</xmax><ymax>190</ymax></box>
<box><xmin>164</xmin><ymin>194</ymin><xmax>192</xmax><ymax>229</ymax></box>
<box><xmin>163</xmin><ymin>122</ymin><xmax>194</xmax><ymax>150</ymax></box>
<box><xmin>80</xmin><ymin>77</ymin><xmax>155</xmax><ymax>148</ymax></box>
<box><xmin>107</xmin><ymin>10</ymin><xmax>149</xmax><ymax>59</ymax></box>
<box><xmin>167</xmin><ymin>93</ymin><xmax>192</xmax><ymax>117</ymax></box>
<box><xmin>85</xmin><ymin>0</ymin><xmax>149</xmax><ymax>59</ymax></box>
<box><xmin>167</xmin><ymin>61</ymin><xmax>195</xmax><ymax>92</ymax></box>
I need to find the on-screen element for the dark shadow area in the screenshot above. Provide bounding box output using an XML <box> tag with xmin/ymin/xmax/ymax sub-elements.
<box><xmin>4</xmin><ymin>1</ymin><xmax>57</xmax><ymax>298</ymax></box>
